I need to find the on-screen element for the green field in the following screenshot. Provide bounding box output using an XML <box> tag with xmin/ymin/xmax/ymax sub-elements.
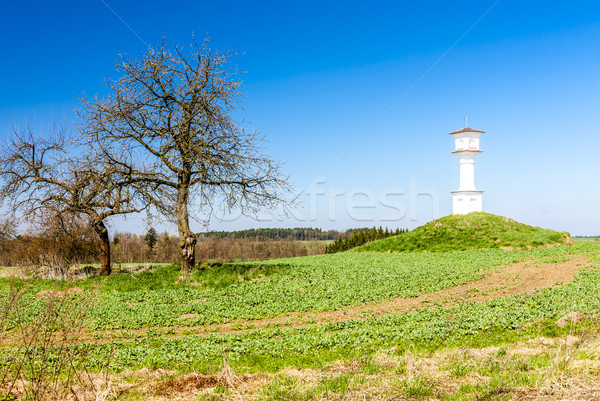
<box><xmin>1</xmin><ymin>242</ymin><xmax>600</xmax><ymax>400</ymax></box>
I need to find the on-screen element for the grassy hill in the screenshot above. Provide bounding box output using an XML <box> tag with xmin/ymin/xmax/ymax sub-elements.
<box><xmin>356</xmin><ymin>212</ymin><xmax>572</xmax><ymax>253</ymax></box>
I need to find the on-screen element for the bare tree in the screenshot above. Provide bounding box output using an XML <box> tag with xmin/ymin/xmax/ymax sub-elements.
<box><xmin>0</xmin><ymin>215</ymin><xmax>16</xmax><ymax>241</ymax></box>
<box><xmin>80</xmin><ymin>38</ymin><xmax>291</xmax><ymax>273</ymax></box>
<box><xmin>0</xmin><ymin>124</ymin><xmax>154</xmax><ymax>275</ymax></box>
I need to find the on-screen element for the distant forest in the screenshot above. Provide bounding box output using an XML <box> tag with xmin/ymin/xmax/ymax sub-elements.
<box><xmin>196</xmin><ymin>227</ymin><xmax>403</xmax><ymax>241</ymax></box>
<box><xmin>325</xmin><ymin>227</ymin><xmax>408</xmax><ymax>254</ymax></box>
<box><xmin>198</xmin><ymin>228</ymin><xmax>344</xmax><ymax>241</ymax></box>
<box><xmin>0</xmin><ymin>224</ymin><xmax>410</xmax><ymax>269</ymax></box>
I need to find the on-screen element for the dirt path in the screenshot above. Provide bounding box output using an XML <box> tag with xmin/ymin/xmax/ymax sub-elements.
<box><xmin>201</xmin><ymin>255</ymin><xmax>587</xmax><ymax>332</ymax></box>
<box><xmin>83</xmin><ymin>255</ymin><xmax>588</xmax><ymax>342</ymax></box>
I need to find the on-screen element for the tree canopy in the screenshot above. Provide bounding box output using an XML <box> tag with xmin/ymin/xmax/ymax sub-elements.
<box><xmin>79</xmin><ymin>38</ymin><xmax>291</xmax><ymax>272</ymax></box>
<box><xmin>0</xmin><ymin>124</ymin><xmax>156</xmax><ymax>275</ymax></box>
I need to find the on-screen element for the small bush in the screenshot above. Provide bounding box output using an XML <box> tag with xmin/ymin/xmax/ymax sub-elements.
<box><xmin>0</xmin><ymin>279</ymin><xmax>110</xmax><ymax>400</ymax></box>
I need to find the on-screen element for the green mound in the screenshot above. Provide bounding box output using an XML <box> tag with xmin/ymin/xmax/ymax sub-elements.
<box><xmin>355</xmin><ymin>212</ymin><xmax>572</xmax><ymax>253</ymax></box>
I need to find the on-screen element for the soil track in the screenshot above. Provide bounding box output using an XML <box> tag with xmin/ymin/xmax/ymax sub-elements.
<box><xmin>86</xmin><ymin>255</ymin><xmax>589</xmax><ymax>342</ymax></box>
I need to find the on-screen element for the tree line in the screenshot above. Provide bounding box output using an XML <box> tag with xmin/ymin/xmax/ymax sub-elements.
<box><xmin>199</xmin><ymin>227</ymin><xmax>342</xmax><ymax>241</ymax></box>
<box><xmin>0</xmin><ymin>219</ymin><xmax>323</xmax><ymax>271</ymax></box>
<box><xmin>325</xmin><ymin>226</ymin><xmax>407</xmax><ymax>254</ymax></box>
<box><xmin>0</xmin><ymin>37</ymin><xmax>290</xmax><ymax>276</ymax></box>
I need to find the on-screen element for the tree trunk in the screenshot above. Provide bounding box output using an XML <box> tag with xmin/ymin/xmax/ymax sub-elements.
<box><xmin>92</xmin><ymin>219</ymin><xmax>111</xmax><ymax>276</ymax></box>
<box><xmin>177</xmin><ymin>176</ymin><xmax>196</xmax><ymax>274</ymax></box>
<box><xmin>180</xmin><ymin>232</ymin><xmax>196</xmax><ymax>274</ymax></box>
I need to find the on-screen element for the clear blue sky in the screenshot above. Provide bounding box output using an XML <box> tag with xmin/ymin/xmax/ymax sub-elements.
<box><xmin>2</xmin><ymin>1</ymin><xmax>600</xmax><ymax>235</ymax></box>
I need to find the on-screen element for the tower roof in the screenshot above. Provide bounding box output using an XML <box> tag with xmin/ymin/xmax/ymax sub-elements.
<box><xmin>452</xmin><ymin>149</ymin><xmax>483</xmax><ymax>154</ymax></box>
<box><xmin>449</xmin><ymin>127</ymin><xmax>485</xmax><ymax>135</ymax></box>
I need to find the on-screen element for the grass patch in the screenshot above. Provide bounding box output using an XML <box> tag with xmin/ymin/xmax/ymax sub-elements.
<box><xmin>186</xmin><ymin>262</ymin><xmax>287</xmax><ymax>290</ymax></box>
<box><xmin>398</xmin><ymin>376</ymin><xmax>438</xmax><ymax>399</ymax></box>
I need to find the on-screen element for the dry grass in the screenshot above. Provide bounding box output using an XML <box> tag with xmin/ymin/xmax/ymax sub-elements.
<box><xmin>79</xmin><ymin>323</ymin><xmax>597</xmax><ymax>400</ymax></box>
<box><xmin>0</xmin><ymin>280</ymin><xmax>118</xmax><ymax>401</ymax></box>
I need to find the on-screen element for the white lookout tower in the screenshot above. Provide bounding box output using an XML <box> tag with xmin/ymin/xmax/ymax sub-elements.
<box><xmin>450</xmin><ymin>124</ymin><xmax>484</xmax><ymax>214</ymax></box>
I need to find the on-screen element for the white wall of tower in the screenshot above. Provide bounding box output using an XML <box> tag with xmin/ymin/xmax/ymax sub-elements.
<box><xmin>458</xmin><ymin>155</ymin><xmax>476</xmax><ymax>191</ymax></box>
<box><xmin>452</xmin><ymin>192</ymin><xmax>483</xmax><ymax>214</ymax></box>
<box><xmin>450</xmin><ymin>127</ymin><xmax>484</xmax><ymax>215</ymax></box>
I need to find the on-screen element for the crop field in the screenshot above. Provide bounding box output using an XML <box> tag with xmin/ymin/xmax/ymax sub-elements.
<box><xmin>1</xmin><ymin>242</ymin><xmax>600</xmax><ymax>400</ymax></box>
<box><xmin>574</xmin><ymin>237</ymin><xmax>600</xmax><ymax>242</ymax></box>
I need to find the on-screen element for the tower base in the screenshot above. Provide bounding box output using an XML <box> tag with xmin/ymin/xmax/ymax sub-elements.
<box><xmin>452</xmin><ymin>191</ymin><xmax>483</xmax><ymax>215</ymax></box>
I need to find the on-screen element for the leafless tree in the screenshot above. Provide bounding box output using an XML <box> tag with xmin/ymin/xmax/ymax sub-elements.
<box><xmin>0</xmin><ymin>215</ymin><xmax>16</xmax><ymax>241</ymax></box>
<box><xmin>80</xmin><ymin>38</ymin><xmax>291</xmax><ymax>273</ymax></box>
<box><xmin>0</xmin><ymin>124</ymin><xmax>155</xmax><ymax>275</ymax></box>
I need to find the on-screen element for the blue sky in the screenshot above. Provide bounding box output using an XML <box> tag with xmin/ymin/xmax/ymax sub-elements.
<box><xmin>1</xmin><ymin>1</ymin><xmax>600</xmax><ymax>235</ymax></box>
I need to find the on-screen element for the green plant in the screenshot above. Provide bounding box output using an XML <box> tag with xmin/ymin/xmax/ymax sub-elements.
<box><xmin>451</xmin><ymin>363</ymin><xmax>471</xmax><ymax>378</ymax></box>
<box><xmin>399</xmin><ymin>376</ymin><xmax>437</xmax><ymax>398</ymax></box>
<box><xmin>315</xmin><ymin>374</ymin><xmax>351</xmax><ymax>394</ymax></box>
